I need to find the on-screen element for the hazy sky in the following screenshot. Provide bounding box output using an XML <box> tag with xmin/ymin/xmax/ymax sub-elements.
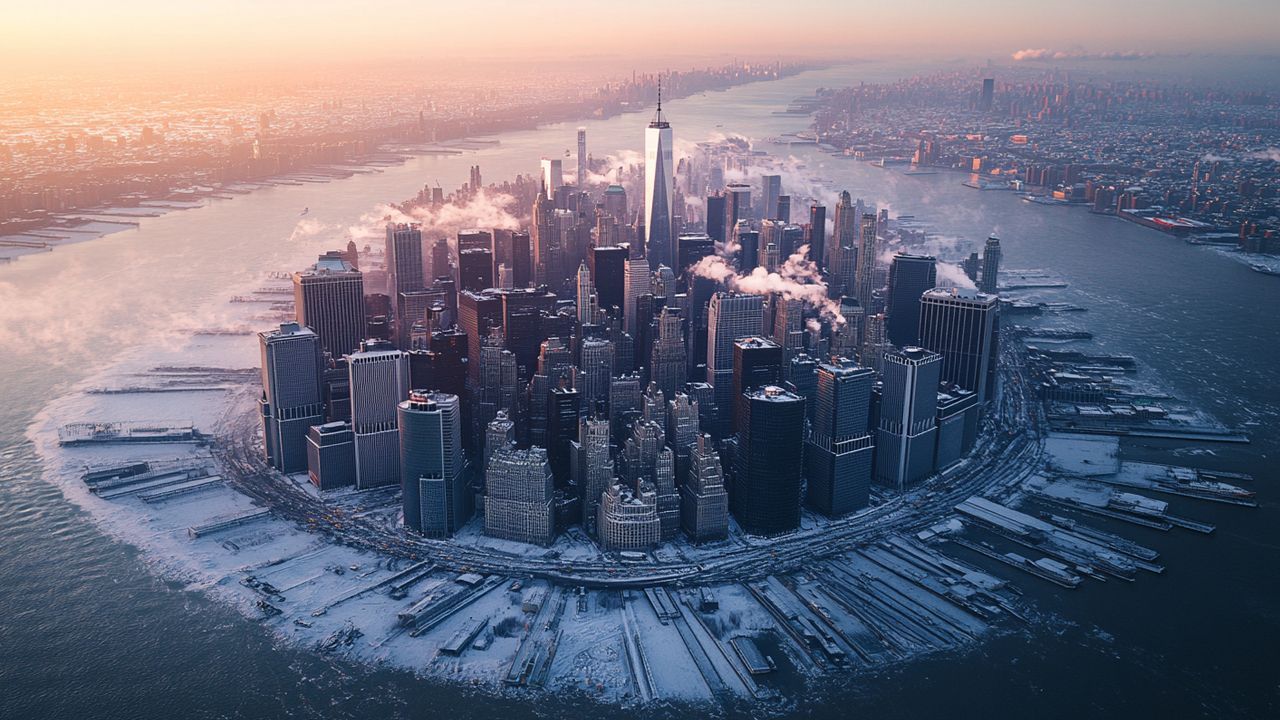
<box><xmin>3</xmin><ymin>0</ymin><xmax>1277</xmax><ymax>74</ymax></box>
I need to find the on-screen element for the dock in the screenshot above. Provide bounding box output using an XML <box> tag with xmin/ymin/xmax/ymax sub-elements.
<box><xmin>187</xmin><ymin>509</ymin><xmax>271</xmax><ymax>538</ymax></box>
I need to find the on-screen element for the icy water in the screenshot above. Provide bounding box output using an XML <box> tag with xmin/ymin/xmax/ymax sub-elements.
<box><xmin>1</xmin><ymin>64</ymin><xmax>1277</xmax><ymax>719</ymax></box>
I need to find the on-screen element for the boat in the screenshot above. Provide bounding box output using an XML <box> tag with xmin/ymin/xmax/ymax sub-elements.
<box><xmin>299</xmin><ymin>207</ymin><xmax>309</xmax><ymax>216</ymax></box>
<box><xmin>1249</xmin><ymin>262</ymin><xmax>1280</xmax><ymax>276</ymax></box>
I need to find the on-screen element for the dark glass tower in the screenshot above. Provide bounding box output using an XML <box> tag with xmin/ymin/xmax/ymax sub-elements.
<box><xmin>732</xmin><ymin>385</ymin><xmax>805</xmax><ymax>535</ymax></box>
<box><xmin>886</xmin><ymin>253</ymin><xmax>938</xmax><ymax>347</ymax></box>
<box><xmin>805</xmin><ymin>359</ymin><xmax>875</xmax><ymax>516</ymax></box>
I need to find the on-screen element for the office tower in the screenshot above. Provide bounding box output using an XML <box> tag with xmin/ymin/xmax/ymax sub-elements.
<box><xmin>547</xmin><ymin>385</ymin><xmax>581</xmax><ymax>485</ymax></box>
<box><xmin>805</xmin><ymin>359</ymin><xmax>875</xmax><ymax>516</ymax></box>
<box><xmin>579</xmin><ymin>338</ymin><xmax>614</xmax><ymax>415</ymax></box>
<box><xmin>609</xmin><ymin>372</ymin><xmax>643</xmax><ymax>439</ymax></box>
<box><xmin>293</xmin><ymin>251</ymin><xmax>365</xmax><ymax>359</ymax></box>
<box><xmin>576</xmin><ymin>127</ymin><xmax>588</xmax><ymax>188</ymax></box>
<box><xmin>469</xmin><ymin>165</ymin><xmax>482</xmax><ymax>191</ymax></box>
<box><xmin>429</xmin><ymin>237</ymin><xmax>450</xmax><ymax>281</ymax></box>
<box><xmin>532</xmin><ymin>185</ymin><xmax>557</xmax><ymax>287</ymax></box>
<box><xmin>807</xmin><ymin>205</ymin><xmax>827</xmax><ymax>268</ymax></box>
<box><xmin>736</xmin><ymin>223</ymin><xmax>759</xmax><ymax>272</ymax></box>
<box><xmin>732</xmin><ymin>337</ymin><xmax>783</xmax><ymax>434</ymax></box>
<box><xmin>777</xmin><ymin>195</ymin><xmax>791</xmax><ymax>224</ymax></box>
<box><xmin>705</xmin><ymin>194</ymin><xmax>726</xmax><ymax>243</ymax></box>
<box><xmin>886</xmin><ymin>254</ymin><xmax>938</xmax><ymax>347</ymax></box>
<box><xmin>576</xmin><ymin>262</ymin><xmax>594</xmax><ymax>325</ymax></box>
<box><xmin>962</xmin><ymin>251</ymin><xmax>981</xmax><ymax>283</ymax></box>
<box><xmin>407</xmin><ymin>327</ymin><xmax>466</xmax><ymax>397</ymax></box>
<box><xmin>597</xmin><ymin>482</ymin><xmax>661</xmax><ymax>551</ymax></box>
<box><xmin>399</xmin><ymin>391</ymin><xmax>468</xmax><ymax>537</ymax></box>
<box><xmin>624</xmin><ymin>252</ymin><xmax>649</xmax><ymax>335</ymax></box>
<box><xmin>980</xmin><ymin>234</ymin><xmax>1002</xmax><ymax>294</ymax></box>
<box><xmin>540</xmin><ymin>157</ymin><xmax>563</xmax><ymax>193</ymax></box>
<box><xmin>473</xmin><ymin>330</ymin><xmax>517</xmax><ymax>438</ymax></box>
<box><xmin>589</xmin><ymin>245</ymin><xmax>626</xmax><ymax>313</ymax></box>
<box><xmin>918</xmin><ymin>287</ymin><xmax>1000</xmax><ymax>402</ymax></box>
<box><xmin>854</xmin><ymin>212</ymin><xmax>879</xmax><ymax>311</ymax></box>
<box><xmin>861</xmin><ymin>313</ymin><xmax>891</xmax><ymax>373</ymax></box>
<box><xmin>980</xmin><ymin>78</ymin><xmax>995</xmax><ymax>112</ymax></box>
<box><xmin>259</xmin><ymin>322</ymin><xmax>324</xmax><ymax>473</ymax></box>
<box><xmin>666</xmin><ymin>390</ymin><xmax>699</xmax><ymax>480</ymax></box>
<box><xmin>787</xmin><ymin>353</ymin><xmax>819</xmax><ymax>422</ymax></box>
<box><xmin>485</xmin><ymin>445</ymin><xmax>555</xmax><ymax>546</ymax></box>
<box><xmin>509</xmin><ymin>230</ymin><xmax>532</xmax><ymax>289</ymax></box>
<box><xmin>724</xmin><ymin>183</ymin><xmax>752</xmax><ymax>236</ymax></box>
<box><xmin>706</xmin><ymin>292</ymin><xmax>765</xmax><ymax>437</ymax></box>
<box><xmin>457</xmin><ymin>229</ymin><xmax>491</xmax><ymax>254</ymax></box>
<box><xmin>348</xmin><ymin>340</ymin><xmax>409</xmax><ymax>489</ymax></box>
<box><xmin>934</xmin><ymin>387</ymin><xmax>979</xmax><ymax>471</ymax></box>
<box><xmin>771</xmin><ymin>298</ymin><xmax>805</xmax><ymax>374</ymax></box>
<box><xmin>876</xmin><ymin>347</ymin><xmax>942</xmax><ymax>491</ymax></box>
<box><xmin>458</xmin><ymin>248</ymin><xmax>493</xmax><ymax>292</ymax></box>
<box><xmin>650</xmin><ymin>307</ymin><xmax>687</xmax><ymax>397</ymax></box>
<box><xmin>305</xmin><ymin>421</ymin><xmax>356</xmax><ymax>490</ymax></box>
<box><xmin>680</xmin><ymin>434</ymin><xmax>728</xmax><ymax>542</ymax></box>
<box><xmin>761</xmin><ymin>174</ymin><xmax>781</xmax><ymax>220</ymax></box>
<box><xmin>484</xmin><ymin>410</ymin><xmax>514</xmax><ymax>469</ymax></box>
<box><xmin>619</xmin><ymin>415</ymin><xmax>679</xmax><ymax>540</ymax></box>
<box><xmin>603</xmin><ymin>184</ymin><xmax>628</xmax><ymax>222</ymax></box>
<box><xmin>644</xmin><ymin>89</ymin><xmax>675</xmax><ymax>271</ymax></box>
<box><xmin>386</xmin><ymin>224</ymin><xmax>426</xmax><ymax>333</ymax></box>
<box><xmin>457</xmin><ymin>290</ymin><xmax>503</xmax><ymax>381</ymax></box>
<box><xmin>828</xmin><ymin>192</ymin><xmax>858</xmax><ymax>297</ymax></box>
<box><xmin>733</xmin><ymin>386</ymin><xmax>805</xmax><ymax>534</ymax></box>
<box><xmin>573</xmin><ymin>416</ymin><xmax>615</xmax><ymax>535</ymax></box>
<box><xmin>676</xmin><ymin>233</ymin><xmax>715</xmax><ymax>286</ymax></box>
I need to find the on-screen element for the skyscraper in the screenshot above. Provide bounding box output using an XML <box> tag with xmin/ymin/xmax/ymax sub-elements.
<box><xmin>732</xmin><ymin>336</ymin><xmax>783</xmax><ymax>434</ymax></box>
<box><xmin>733</xmin><ymin>386</ymin><xmax>806</xmax><ymax>535</ymax></box>
<box><xmin>624</xmin><ymin>252</ymin><xmax>649</xmax><ymax>335</ymax></box>
<box><xmin>980</xmin><ymin>234</ymin><xmax>1002</xmax><ymax>294</ymax></box>
<box><xmin>829</xmin><ymin>192</ymin><xmax>858</xmax><ymax>297</ymax></box>
<box><xmin>458</xmin><ymin>248</ymin><xmax>494</xmax><ymax>293</ymax></box>
<box><xmin>854</xmin><ymin>212</ymin><xmax>878</xmax><ymax>311</ymax></box>
<box><xmin>259</xmin><ymin>322</ymin><xmax>324</xmax><ymax>473</ymax></box>
<box><xmin>876</xmin><ymin>347</ymin><xmax>942</xmax><ymax>491</ymax></box>
<box><xmin>808</xmin><ymin>204</ymin><xmax>827</xmax><ymax>268</ymax></box>
<box><xmin>348</xmin><ymin>340</ymin><xmax>410</xmax><ymax>489</ymax></box>
<box><xmin>706</xmin><ymin>292</ymin><xmax>765</xmax><ymax>437</ymax></box>
<box><xmin>532</xmin><ymin>184</ymin><xmax>558</xmax><ymax>287</ymax></box>
<box><xmin>918</xmin><ymin>287</ymin><xmax>1000</xmax><ymax>402</ymax></box>
<box><xmin>644</xmin><ymin>85</ymin><xmax>674</xmax><ymax>271</ymax></box>
<box><xmin>805</xmin><ymin>359</ymin><xmax>875</xmax><ymax>516</ymax></box>
<box><xmin>761</xmin><ymin>174</ymin><xmax>782</xmax><ymax>220</ymax></box>
<box><xmin>980</xmin><ymin>77</ymin><xmax>995</xmax><ymax>112</ymax></box>
<box><xmin>573</xmin><ymin>416</ymin><xmax>614</xmax><ymax>536</ymax></box>
<box><xmin>724</xmin><ymin>183</ymin><xmax>752</xmax><ymax>237</ymax></box>
<box><xmin>576</xmin><ymin>127</ymin><xmax>588</xmax><ymax>188</ymax></box>
<box><xmin>886</xmin><ymin>254</ymin><xmax>938</xmax><ymax>347</ymax></box>
<box><xmin>579</xmin><ymin>337</ymin><xmax>614</xmax><ymax>415</ymax></box>
<box><xmin>399</xmin><ymin>391</ymin><xmax>468</xmax><ymax>537</ymax></box>
<box><xmin>293</xmin><ymin>251</ymin><xmax>366</xmax><ymax>359</ymax></box>
<box><xmin>386</xmin><ymin>223</ymin><xmax>425</xmax><ymax>322</ymax></box>
<box><xmin>680</xmin><ymin>434</ymin><xmax>728</xmax><ymax>543</ymax></box>
<box><xmin>575</xmin><ymin>261</ymin><xmax>594</xmax><ymax>325</ymax></box>
<box><xmin>540</xmin><ymin>157</ymin><xmax>563</xmax><ymax>193</ymax></box>
<box><xmin>485</xmin><ymin>444</ymin><xmax>555</xmax><ymax>546</ymax></box>
<box><xmin>705</xmin><ymin>194</ymin><xmax>726</xmax><ymax>244</ymax></box>
<box><xmin>650</xmin><ymin>307</ymin><xmax>687</xmax><ymax>397</ymax></box>
<box><xmin>597</xmin><ymin>482</ymin><xmax>661</xmax><ymax>550</ymax></box>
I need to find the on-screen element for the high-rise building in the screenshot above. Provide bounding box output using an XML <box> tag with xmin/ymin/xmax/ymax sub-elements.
<box><xmin>876</xmin><ymin>347</ymin><xmax>942</xmax><ymax>491</ymax></box>
<box><xmin>624</xmin><ymin>253</ymin><xmax>649</xmax><ymax>335</ymax></box>
<box><xmin>579</xmin><ymin>338</ymin><xmax>614</xmax><ymax>416</ymax></box>
<box><xmin>399</xmin><ymin>391</ymin><xmax>468</xmax><ymax>537</ymax></box>
<box><xmin>547</xmin><ymin>385</ymin><xmax>581</xmax><ymax>485</ymax></box>
<box><xmin>808</xmin><ymin>204</ymin><xmax>827</xmax><ymax>268</ymax></box>
<box><xmin>572</xmin><ymin>416</ymin><xmax>614</xmax><ymax>535</ymax></box>
<box><xmin>979</xmin><ymin>78</ymin><xmax>995</xmax><ymax>112</ymax></box>
<box><xmin>348</xmin><ymin>340</ymin><xmax>410</xmax><ymax>489</ymax></box>
<box><xmin>935</xmin><ymin>387</ymin><xmax>979</xmax><ymax>471</ymax></box>
<box><xmin>458</xmin><ymin>247</ymin><xmax>494</xmax><ymax>293</ymax></box>
<box><xmin>386</xmin><ymin>223</ymin><xmax>425</xmax><ymax>320</ymax></box>
<box><xmin>886</xmin><ymin>254</ymin><xmax>938</xmax><ymax>347</ymax></box>
<box><xmin>918</xmin><ymin>287</ymin><xmax>1000</xmax><ymax>402</ymax></box>
<box><xmin>733</xmin><ymin>386</ymin><xmax>805</xmax><ymax>535</ymax></box>
<box><xmin>259</xmin><ymin>322</ymin><xmax>324</xmax><ymax>473</ymax></box>
<box><xmin>576</xmin><ymin>127</ymin><xmax>588</xmax><ymax>188</ymax></box>
<box><xmin>603</xmin><ymin>184</ymin><xmax>628</xmax><ymax>223</ymax></box>
<box><xmin>540</xmin><ymin>157</ymin><xmax>563</xmax><ymax>193</ymax></box>
<box><xmin>305</xmin><ymin>421</ymin><xmax>355</xmax><ymax>490</ymax></box>
<box><xmin>777</xmin><ymin>195</ymin><xmax>791</xmax><ymax>224</ymax></box>
<box><xmin>828</xmin><ymin>192</ymin><xmax>859</xmax><ymax>297</ymax></box>
<box><xmin>732</xmin><ymin>337</ymin><xmax>783</xmax><ymax>434</ymax></box>
<box><xmin>597</xmin><ymin>482</ymin><xmax>661</xmax><ymax>550</ymax></box>
<box><xmin>705</xmin><ymin>194</ymin><xmax>726</xmax><ymax>244</ymax></box>
<box><xmin>805</xmin><ymin>359</ymin><xmax>875</xmax><ymax>516</ymax></box>
<box><xmin>980</xmin><ymin>234</ymin><xmax>1002</xmax><ymax>294</ymax></box>
<box><xmin>680</xmin><ymin>434</ymin><xmax>728</xmax><ymax>543</ymax></box>
<box><xmin>761</xmin><ymin>174</ymin><xmax>782</xmax><ymax>220</ymax></box>
<box><xmin>589</xmin><ymin>245</ymin><xmax>626</xmax><ymax>313</ymax></box>
<box><xmin>293</xmin><ymin>251</ymin><xmax>366</xmax><ymax>359</ymax></box>
<box><xmin>532</xmin><ymin>185</ymin><xmax>558</xmax><ymax>287</ymax></box>
<box><xmin>854</xmin><ymin>212</ymin><xmax>878</xmax><ymax>311</ymax></box>
<box><xmin>644</xmin><ymin>89</ymin><xmax>675</xmax><ymax>270</ymax></box>
<box><xmin>724</xmin><ymin>183</ymin><xmax>752</xmax><ymax>238</ymax></box>
<box><xmin>510</xmin><ymin>230</ymin><xmax>532</xmax><ymax>289</ymax></box>
<box><xmin>706</xmin><ymin>293</ymin><xmax>765</xmax><ymax>437</ymax></box>
<box><xmin>457</xmin><ymin>229</ymin><xmax>492</xmax><ymax>254</ymax></box>
<box><xmin>735</xmin><ymin>222</ymin><xmax>759</xmax><ymax>272</ymax></box>
<box><xmin>650</xmin><ymin>307</ymin><xmax>687</xmax><ymax>397</ymax></box>
<box><xmin>485</xmin><ymin>444</ymin><xmax>555</xmax><ymax>546</ymax></box>
<box><xmin>484</xmin><ymin>410</ymin><xmax>514</xmax><ymax>469</ymax></box>
<box><xmin>575</xmin><ymin>261</ymin><xmax>594</xmax><ymax>325</ymax></box>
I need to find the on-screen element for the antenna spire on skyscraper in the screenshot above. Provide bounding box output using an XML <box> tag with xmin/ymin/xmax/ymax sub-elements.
<box><xmin>650</xmin><ymin>73</ymin><xmax>669</xmax><ymax>129</ymax></box>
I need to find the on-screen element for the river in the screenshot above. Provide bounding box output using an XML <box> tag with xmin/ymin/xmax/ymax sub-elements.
<box><xmin>0</xmin><ymin>63</ymin><xmax>1275</xmax><ymax>719</ymax></box>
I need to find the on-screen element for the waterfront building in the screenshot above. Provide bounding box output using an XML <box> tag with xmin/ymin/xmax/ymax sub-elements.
<box><xmin>886</xmin><ymin>254</ymin><xmax>938</xmax><ymax>347</ymax></box>
<box><xmin>259</xmin><ymin>322</ymin><xmax>324</xmax><ymax>473</ymax></box>
<box><xmin>386</xmin><ymin>223</ymin><xmax>425</xmax><ymax>322</ymax></box>
<box><xmin>805</xmin><ymin>359</ymin><xmax>875</xmax><ymax>516</ymax></box>
<box><xmin>305</xmin><ymin>421</ymin><xmax>355</xmax><ymax>490</ymax></box>
<box><xmin>980</xmin><ymin>234</ymin><xmax>1002</xmax><ymax>294</ymax></box>
<box><xmin>876</xmin><ymin>347</ymin><xmax>942</xmax><ymax>491</ymax></box>
<box><xmin>348</xmin><ymin>340</ymin><xmax>409</xmax><ymax>489</ymax></box>
<box><xmin>918</xmin><ymin>287</ymin><xmax>1000</xmax><ymax>402</ymax></box>
<box><xmin>597</xmin><ymin>482</ymin><xmax>661</xmax><ymax>551</ymax></box>
<box><xmin>706</xmin><ymin>292</ymin><xmax>765</xmax><ymax>437</ymax></box>
<box><xmin>732</xmin><ymin>336</ymin><xmax>783</xmax><ymax>435</ymax></box>
<box><xmin>680</xmin><ymin>434</ymin><xmax>728</xmax><ymax>543</ymax></box>
<box><xmin>484</xmin><ymin>445</ymin><xmax>555</xmax><ymax>546</ymax></box>
<box><xmin>398</xmin><ymin>391</ymin><xmax>468</xmax><ymax>537</ymax></box>
<box><xmin>733</xmin><ymin>385</ymin><xmax>805</xmax><ymax>535</ymax></box>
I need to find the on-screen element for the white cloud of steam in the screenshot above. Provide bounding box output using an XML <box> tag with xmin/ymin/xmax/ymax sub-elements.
<box><xmin>1247</xmin><ymin>147</ymin><xmax>1280</xmax><ymax>162</ymax></box>
<box><xmin>345</xmin><ymin>190</ymin><xmax>522</xmax><ymax>252</ymax></box>
<box><xmin>1199</xmin><ymin>153</ymin><xmax>1231</xmax><ymax>163</ymax></box>
<box><xmin>690</xmin><ymin>243</ymin><xmax>847</xmax><ymax>326</ymax></box>
<box><xmin>936</xmin><ymin>262</ymin><xmax>976</xmax><ymax>290</ymax></box>
<box><xmin>1011</xmin><ymin>48</ymin><xmax>1155</xmax><ymax>62</ymax></box>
